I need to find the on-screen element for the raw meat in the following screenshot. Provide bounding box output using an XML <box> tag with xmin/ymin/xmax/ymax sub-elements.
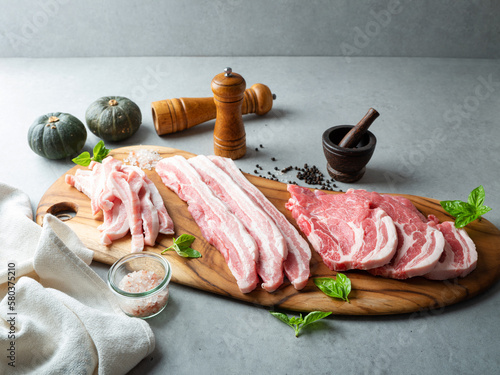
<box><xmin>346</xmin><ymin>189</ymin><xmax>445</xmax><ymax>279</ymax></box>
<box><xmin>286</xmin><ymin>185</ymin><xmax>398</xmax><ymax>271</ymax></box>
<box><xmin>98</xmin><ymin>198</ymin><xmax>128</xmax><ymax>245</ymax></box>
<box><xmin>189</xmin><ymin>155</ymin><xmax>287</xmax><ymax>292</ymax></box>
<box><xmin>138</xmin><ymin>178</ymin><xmax>160</xmax><ymax>247</ymax></box>
<box><xmin>208</xmin><ymin>155</ymin><xmax>312</xmax><ymax>290</ymax></box>
<box><xmin>66</xmin><ymin>156</ymin><xmax>174</xmax><ymax>252</ymax></box>
<box><xmin>144</xmin><ymin>177</ymin><xmax>175</xmax><ymax>235</ymax></box>
<box><xmin>122</xmin><ymin>164</ymin><xmax>174</xmax><ymax>235</ymax></box>
<box><xmin>107</xmin><ymin>170</ymin><xmax>145</xmax><ymax>253</ymax></box>
<box><xmin>425</xmin><ymin>221</ymin><xmax>477</xmax><ymax>280</ymax></box>
<box><xmin>156</xmin><ymin>155</ymin><xmax>259</xmax><ymax>294</ymax></box>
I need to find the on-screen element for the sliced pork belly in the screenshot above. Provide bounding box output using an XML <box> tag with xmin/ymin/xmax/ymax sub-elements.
<box><xmin>138</xmin><ymin>180</ymin><xmax>160</xmax><ymax>247</ymax></box>
<box><xmin>107</xmin><ymin>170</ymin><xmax>144</xmax><ymax>253</ymax></box>
<box><xmin>94</xmin><ymin>157</ymin><xmax>123</xmax><ymax>213</ymax></box>
<box><xmin>425</xmin><ymin>221</ymin><xmax>477</xmax><ymax>280</ymax></box>
<box><xmin>346</xmin><ymin>189</ymin><xmax>445</xmax><ymax>279</ymax></box>
<box><xmin>209</xmin><ymin>155</ymin><xmax>312</xmax><ymax>290</ymax></box>
<box><xmin>156</xmin><ymin>155</ymin><xmax>259</xmax><ymax>294</ymax></box>
<box><xmin>99</xmin><ymin>199</ymin><xmax>129</xmax><ymax>245</ymax></box>
<box><xmin>286</xmin><ymin>185</ymin><xmax>398</xmax><ymax>271</ymax></box>
<box><xmin>66</xmin><ymin>156</ymin><xmax>175</xmax><ymax>252</ymax></box>
<box><xmin>145</xmin><ymin>177</ymin><xmax>175</xmax><ymax>235</ymax></box>
<box><xmin>189</xmin><ymin>155</ymin><xmax>287</xmax><ymax>292</ymax></box>
<box><xmin>65</xmin><ymin>170</ymin><xmax>93</xmax><ymax>200</ymax></box>
<box><xmin>122</xmin><ymin>164</ymin><xmax>175</xmax><ymax>235</ymax></box>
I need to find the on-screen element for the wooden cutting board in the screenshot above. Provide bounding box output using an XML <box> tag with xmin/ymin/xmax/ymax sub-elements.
<box><xmin>36</xmin><ymin>146</ymin><xmax>500</xmax><ymax>315</ymax></box>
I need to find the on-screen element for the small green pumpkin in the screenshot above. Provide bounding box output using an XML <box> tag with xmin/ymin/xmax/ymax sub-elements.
<box><xmin>85</xmin><ymin>96</ymin><xmax>142</xmax><ymax>142</ymax></box>
<box><xmin>28</xmin><ymin>112</ymin><xmax>87</xmax><ymax>160</ymax></box>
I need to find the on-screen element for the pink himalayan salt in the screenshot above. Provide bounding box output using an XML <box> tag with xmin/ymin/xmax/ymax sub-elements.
<box><xmin>118</xmin><ymin>270</ymin><xmax>168</xmax><ymax>318</ymax></box>
<box><xmin>123</xmin><ymin>149</ymin><xmax>162</xmax><ymax>170</ymax></box>
<box><xmin>119</xmin><ymin>270</ymin><xmax>161</xmax><ymax>292</ymax></box>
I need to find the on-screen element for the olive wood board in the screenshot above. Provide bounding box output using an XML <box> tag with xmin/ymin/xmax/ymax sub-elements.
<box><xmin>36</xmin><ymin>146</ymin><xmax>500</xmax><ymax>315</ymax></box>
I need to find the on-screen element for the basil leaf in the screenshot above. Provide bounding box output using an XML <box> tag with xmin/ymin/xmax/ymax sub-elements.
<box><xmin>454</xmin><ymin>214</ymin><xmax>477</xmax><ymax>228</ymax></box>
<box><xmin>93</xmin><ymin>140</ymin><xmax>104</xmax><ymax>156</ymax></box>
<box><xmin>270</xmin><ymin>311</ymin><xmax>290</xmax><ymax>325</ymax></box>
<box><xmin>288</xmin><ymin>315</ymin><xmax>303</xmax><ymax>326</ymax></box>
<box><xmin>302</xmin><ymin>311</ymin><xmax>332</xmax><ymax>327</ymax></box>
<box><xmin>162</xmin><ymin>234</ymin><xmax>201</xmax><ymax>258</ymax></box>
<box><xmin>440</xmin><ymin>200</ymin><xmax>471</xmax><ymax>217</ymax></box>
<box><xmin>271</xmin><ymin>311</ymin><xmax>331</xmax><ymax>337</ymax></box>
<box><xmin>468</xmin><ymin>185</ymin><xmax>485</xmax><ymax>208</ymax></box>
<box><xmin>476</xmin><ymin>205</ymin><xmax>492</xmax><ymax>217</ymax></box>
<box><xmin>161</xmin><ymin>243</ymin><xmax>180</xmax><ymax>254</ymax></box>
<box><xmin>314</xmin><ymin>278</ymin><xmax>342</xmax><ymax>299</ymax></box>
<box><xmin>92</xmin><ymin>140</ymin><xmax>110</xmax><ymax>163</ymax></box>
<box><xmin>314</xmin><ymin>275</ymin><xmax>351</xmax><ymax>302</ymax></box>
<box><xmin>314</xmin><ymin>278</ymin><xmax>344</xmax><ymax>300</ymax></box>
<box><xmin>175</xmin><ymin>234</ymin><xmax>196</xmax><ymax>248</ymax></box>
<box><xmin>441</xmin><ymin>186</ymin><xmax>491</xmax><ymax>228</ymax></box>
<box><xmin>178</xmin><ymin>247</ymin><xmax>202</xmax><ymax>258</ymax></box>
<box><xmin>335</xmin><ymin>273</ymin><xmax>351</xmax><ymax>302</ymax></box>
<box><xmin>72</xmin><ymin>152</ymin><xmax>91</xmax><ymax>167</ymax></box>
<box><xmin>72</xmin><ymin>141</ymin><xmax>111</xmax><ymax>166</ymax></box>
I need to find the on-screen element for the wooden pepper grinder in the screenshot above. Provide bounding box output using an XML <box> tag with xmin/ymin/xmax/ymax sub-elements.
<box><xmin>151</xmin><ymin>83</ymin><xmax>275</xmax><ymax>135</ymax></box>
<box><xmin>212</xmin><ymin>67</ymin><xmax>247</xmax><ymax>159</ymax></box>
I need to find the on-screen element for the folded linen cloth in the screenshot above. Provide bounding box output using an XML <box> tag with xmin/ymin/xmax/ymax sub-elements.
<box><xmin>0</xmin><ymin>183</ymin><xmax>155</xmax><ymax>374</ymax></box>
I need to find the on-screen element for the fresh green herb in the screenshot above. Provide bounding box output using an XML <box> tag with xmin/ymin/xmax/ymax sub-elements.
<box><xmin>270</xmin><ymin>311</ymin><xmax>332</xmax><ymax>337</ymax></box>
<box><xmin>161</xmin><ymin>234</ymin><xmax>201</xmax><ymax>258</ymax></box>
<box><xmin>314</xmin><ymin>273</ymin><xmax>352</xmax><ymax>302</ymax></box>
<box><xmin>440</xmin><ymin>185</ymin><xmax>492</xmax><ymax>228</ymax></box>
<box><xmin>72</xmin><ymin>140</ymin><xmax>110</xmax><ymax>166</ymax></box>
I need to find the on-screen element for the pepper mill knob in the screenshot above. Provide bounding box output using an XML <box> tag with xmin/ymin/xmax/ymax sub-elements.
<box><xmin>212</xmin><ymin>67</ymin><xmax>247</xmax><ymax>159</ymax></box>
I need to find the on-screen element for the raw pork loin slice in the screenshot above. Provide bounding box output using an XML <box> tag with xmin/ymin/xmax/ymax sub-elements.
<box><xmin>346</xmin><ymin>189</ymin><xmax>445</xmax><ymax>279</ymax></box>
<box><xmin>286</xmin><ymin>185</ymin><xmax>398</xmax><ymax>271</ymax></box>
<box><xmin>156</xmin><ymin>155</ymin><xmax>260</xmax><ymax>294</ymax></box>
<box><xmin>425</xmin><ymin>221</ymin><xmax>477</xmax><ymax>280</ymax></box>
<box><xmin>189</xmin><ymin>155</ymin><xmax>287</xmax><ymax>292</ymax></box>
<box><xmin>208</xmin><ymin>155</ymin><xmax>312</xmax><ymax>290</ymax></box>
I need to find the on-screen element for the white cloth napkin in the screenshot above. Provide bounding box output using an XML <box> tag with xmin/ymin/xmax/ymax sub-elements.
<box><xmin>0</xmin><ymin>183</ymin><xmax>155</xmax><ymax>374</ymax></box>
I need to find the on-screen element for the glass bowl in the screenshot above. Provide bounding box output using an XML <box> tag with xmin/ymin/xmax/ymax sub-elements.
<box><xmin>107</xmin><ymin>252</ymin><xmax>172</xmax><ymax>319</ymax></box>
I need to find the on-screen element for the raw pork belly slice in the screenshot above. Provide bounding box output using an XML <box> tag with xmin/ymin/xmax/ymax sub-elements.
<box><xmin>346</xmin><ymin>190</ymin><xmax>445</xmax><ymax>279</ymax></box>
<box><xmin>208</xmin><ymin>155</ymin><xmax>312</xmax><ymax>290</ymax></box>
<box><xmin>98</xmin><ymin>198</ymin><xmax>129</xmax><ymax>245</ymax></box>
<box><xmin>122</xmin><ymin>164</ymin><xmax>174</xmax><ymax>235</ymax></box>
<box><xmin>286</xmin><ymin>185</ymin><xmax>398</xmax><ymax>271</ymax></box>
<box><xmin>145</xmin><ymin>177</ymin><xmax>175</xmax><ymax>235</ymax></box>
<box><xmin>156</xmin><ymin>155</ymin><xmax>259</xmax><ymax>294</ymax></box>
<box><xmin>107</xmin><ymin>170</ymin><xmax>145</xmax><ymax>252</ymax></box>
<box><xmin>138</xmin><ymin>178</ymin><xmax>160</xmax><ymax>246</ymax></box>
<box><xmin>189</xmin><ymin>155</ymin><xmax>287</xmax><ymax>292</ymax></box>
<box><xmin>66</xmin><ymin>156</ymin><xmax>174</xmax><ymax>252</ymax></box>
<box><xmin>425</xmin><ymin>221</ymin><xmax>477</xmax><ymax>280</ymax></box>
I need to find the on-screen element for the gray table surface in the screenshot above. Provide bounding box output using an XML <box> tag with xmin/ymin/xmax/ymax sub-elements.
<box><xmin>1</xmin><ymin>56</ymin><xmax>499</xmax><ymax>374</ymax></box>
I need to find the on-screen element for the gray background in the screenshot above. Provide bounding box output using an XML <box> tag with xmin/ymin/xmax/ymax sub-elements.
<box><xmin>0</xmin><ymin>0</ymin><xmax>499</xmax><ymax>58</ymax></box>
<box><xmin>1</xmin><ymin>1</ymin><xmax>499</xmax><ymax>375</ymax></box>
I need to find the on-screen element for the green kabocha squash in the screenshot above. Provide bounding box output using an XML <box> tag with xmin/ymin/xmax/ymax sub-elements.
<box><xmin>27</xmin><ymin>112</ymin><xmax>87</xmax><ymax>160</ymax></box>
<box><xmin>85</xmin><ymin>96</ymin><xmax>142</xmax><ymax>142</ymax></box>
